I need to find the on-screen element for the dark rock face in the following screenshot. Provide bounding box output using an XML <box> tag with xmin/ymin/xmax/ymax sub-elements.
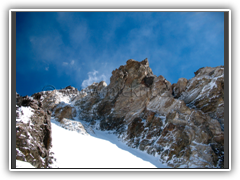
<box><xmin>54</xmin><ymin>105</ymin><xmax>76</xmax><ymax>122</ymax></box>
<box><xmin>142</xmin><ymin>76</ymin><xmax>155</xmax><ymax>87</ymax></box>
<box><xmin>127</xmin><ymin>117</ymin><xmax>145</xmax><ymax>139</ymax></box>
<box><xmin>16</xmin><ymin>94</ymin><xmax>53</xmax><ymax>168</ymax></box>
<box><xmin>32</xmin><ymin>92</ymin><xmax>42</xmax><ymax>100</ymax></box>
<box><xmin>100</xmin><ymin>116</ymin><xmax>125</xmax><ymax>131</ymax></box>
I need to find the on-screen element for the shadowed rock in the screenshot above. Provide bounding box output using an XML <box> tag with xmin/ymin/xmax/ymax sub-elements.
<box><xmin>16</xmin><ymin>95</ymin><xmax>53</xmax><ymax>168</ymax></box>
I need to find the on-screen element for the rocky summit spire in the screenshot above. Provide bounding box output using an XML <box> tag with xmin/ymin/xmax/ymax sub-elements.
<box><xmin>140</xmin><ymin>58</ymin><xmax>149</xmax><ymax>66</ymax></box>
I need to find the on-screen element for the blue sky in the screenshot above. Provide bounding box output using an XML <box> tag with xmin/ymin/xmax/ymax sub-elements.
<box><xmin>16</xmin><ymin>11</ymin><xmax>224</xmax><ymax>96</ymax></box>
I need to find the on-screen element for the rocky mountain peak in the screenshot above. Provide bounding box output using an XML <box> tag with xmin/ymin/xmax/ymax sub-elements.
<box><xmin>194</xmin><ymin>66</ymin><xmax>224</xmax><ymax>77</ymax></box>
<box><xmin>16</xmin><ymin>59</ymin><xmax>225</xmax><ymax>168</ymax></box>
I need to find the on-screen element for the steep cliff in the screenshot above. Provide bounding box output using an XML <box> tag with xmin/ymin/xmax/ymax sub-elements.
<box><xmin>173</xmin><ymin>66</ymin><xmax>224</xmax><ymax>130</ymax></box>
<box><xmin>16</xmin><ymin>93</ymin><xmax>54</xmax><ymax>168</ymax></box>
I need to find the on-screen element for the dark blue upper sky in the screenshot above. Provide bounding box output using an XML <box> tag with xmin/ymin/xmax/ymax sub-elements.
<box><xmin>16</xmin><ymin>11</ymin><xmax>224</xmax><ymax>96</ymax></box>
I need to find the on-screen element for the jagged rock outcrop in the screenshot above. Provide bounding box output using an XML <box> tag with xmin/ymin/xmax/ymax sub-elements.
<box><xmin>18</xmin><ymin>59</ymin><xmax>224</xmax><ymax>168</ymax></box>
<box><xmin>59</xmin><ymin>86</ymin><xmax>78</xmax><ymax>95</ymax></box>
<box><xmin>173</xmin><ymin>66</ymin><xmax>224</xmax><ymax>130</ymax></box>
<box><xmin>172</xmin><ymin>78</ymin><xmax>188</xmax><ymax>98</ymax></box>
<box><xmin>31</xmin><ymin>86</ymin><xmax>79</xmax><ymax>112</ymax></box>
<box><xmin>54</xmin><ymin>105</ymin><xmax>76</xmax><ymax>122</ymax></box>
<box><xmin>71</xmin><ymin>59</ymin><xmax>224</xmax><ymax>167</ymax></box>
<box><xmin>52</xmin><ymin>118</ymin><xmax>88</xmax><ymax>135</ymax></box>
<box><xmin>16</xmin><ymin>94</ymin><xmax>54</xmax><ymax>168</ymax></box>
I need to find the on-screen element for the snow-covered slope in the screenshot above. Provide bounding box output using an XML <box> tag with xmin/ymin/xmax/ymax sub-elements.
<box><xmin>16</xmin><ymin>160</ymin><xmax>35</xmax><ymax>168</ymax></box>
<box><xmin>16</xmin><ymin>93</ymin><xmax>169</xmax><ymax>168</ymax></box>
<box><xmin>50</xmin><ymin>118</ymin><xmax>169</xmax><ymax>168</ymax></box>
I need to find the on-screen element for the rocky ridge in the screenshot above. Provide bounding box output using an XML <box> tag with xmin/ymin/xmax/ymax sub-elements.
<box><xmin>175</xmin><ymin>66</ymin><xmax>224</xmax><ymax>130</ymax></box>
<box><xmin>16</xmin><ymin>93</ymin><xmax>54</xmax><ymax>168</ymax></box>
<box><xmin>16</xmin><ymin>58</ymin><xmax>224</xmax><ymax>168</ymax></box>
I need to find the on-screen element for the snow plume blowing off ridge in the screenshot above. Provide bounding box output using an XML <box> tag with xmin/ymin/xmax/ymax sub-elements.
<box><xmin>81</xmin><ymin>70</ymin><xmax>107</xmax><ymax>88</ymax></box>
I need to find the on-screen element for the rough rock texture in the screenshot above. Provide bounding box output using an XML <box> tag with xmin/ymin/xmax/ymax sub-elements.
<box><xmin>16</xmin><ymin>94</ymin><xmax>54</xmax><ymax>168</ymax></box>
<box><xmin>176</xmin><ymin>66</ymin><xmax>224</xmax><ymax>130</ymax></box>
<box><xmin>54</xmin><ymin>105</ymin><xmax>76</xmax><ymax>122</ymax></box>
<box><xmin>73</xmin><ymin>59</ymin><xmax>224</xmax><ymax>168</ymax></box>
<box><xmin>33</xmin><ymin>86</ymin><xmax>79</xmax><ymax>112</ymax></box>
<box><xmin>52</xmin><ymin>118</ymin><xmax>88</xmax><ymax>135</ymax></box>
<box><xmin>172</xmin><ymin>78</ymin><xmax>188</xmax><ymax>98</ymax></box>
<box><xmin>67</xmin><ymin>81</ymin><xmax>107</xmax><ymax>124</ymax></box>
<box><xmin>17</xmin><ymin>59</ymin><xmax>224</xmax><ymax>168</ymax></box>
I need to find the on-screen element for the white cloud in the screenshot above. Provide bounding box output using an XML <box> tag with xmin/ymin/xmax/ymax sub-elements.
<box><xmin>62</xmin><ymin>60</ymin><xmax>75</xmax><ymax>66</ymax></box>
<box><xmin>45</xmin><ymin>67</ymin><xmax>49</xmax><ymax>71</ymax></box>
<box><xmin>81</xmin><ymin>70</ymin><xmax>107</xmax><ymax>89</ymax></box>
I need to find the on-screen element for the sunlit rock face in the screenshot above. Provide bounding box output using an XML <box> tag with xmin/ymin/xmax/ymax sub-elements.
<box><xmin>96</xmin><ymin>59</ymin><xmax>223</xmax><ymax>168</ymax></box>
<box><xmin>175</xmin><ymin>66</ymin><xmax>224</xmax><ymax>130</ymax></box>
<box><xmin>19</xmin><ymin>58</ymin><xmax>224</xmax><ymax>168</ymax></box>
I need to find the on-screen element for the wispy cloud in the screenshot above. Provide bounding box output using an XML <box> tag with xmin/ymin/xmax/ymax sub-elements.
<box><xmin>62</xmin><ymin>60</ymin><xmax>75</xmax><ymax>67</ymax></box>
<box><xmin>29</xmin><ymin>34</ymin><xmax>64</xmax><ymax>62</ymax></box>
<box><xmin>81</xmin><ymin>70</ymin><xmax>107</xmax><ymax>89</ymax></box>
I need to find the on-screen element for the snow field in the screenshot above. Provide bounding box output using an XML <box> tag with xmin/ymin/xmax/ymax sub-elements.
<box><xmin>16</xmin><ymin>160</ymin><xmax>35</xmax><ymax>168</ymax></box>
<box><xmin>50</xmin><ymin>120</ymin><xmax>168</xmax><ymax>168</ymax></box>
